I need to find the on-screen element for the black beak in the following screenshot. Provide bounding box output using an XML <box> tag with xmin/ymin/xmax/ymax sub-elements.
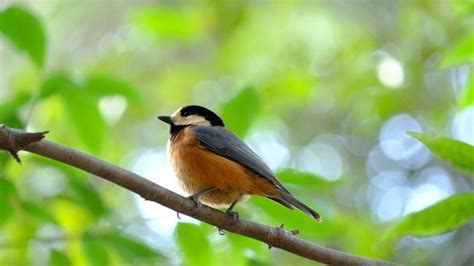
<box><xmin>157</xmin><ymin>116</ymin><xmax>173</xmax><ymax>124</ymax></box>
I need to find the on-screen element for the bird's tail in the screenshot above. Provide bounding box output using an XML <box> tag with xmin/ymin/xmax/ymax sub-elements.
<box><xmin>279</xmin><ymin>192</ymin><xmax>321</xmax><ymax>222</ymax></box>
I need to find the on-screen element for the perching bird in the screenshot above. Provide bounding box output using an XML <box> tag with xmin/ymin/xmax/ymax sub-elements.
<box><xmin>158</xmin><ymin>105</ymin><xmax>321</xmax><ymax>222</ymax></box>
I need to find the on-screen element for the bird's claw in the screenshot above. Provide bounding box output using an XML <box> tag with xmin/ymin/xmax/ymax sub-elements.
<box><xmin>226</xmin><ymin>210</ymin><xmax>239</xmax><ymax>222</ymax></box>
<box><xmin>188</xmin><ymin>194</ymin><xmax>203</xmax><ymax>209</ymax></box>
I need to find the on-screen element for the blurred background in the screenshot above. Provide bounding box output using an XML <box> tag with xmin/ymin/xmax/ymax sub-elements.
<box><xmin>0</xmin><ymin>0</ymin><xmax>473</xmax><ymax>265</ymax></box>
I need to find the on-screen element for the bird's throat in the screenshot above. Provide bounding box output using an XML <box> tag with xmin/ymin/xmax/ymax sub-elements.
<box><xmin>170</xmin><ymin>124</ymin><xmax>187</xmax><ymax>140</ymax></box>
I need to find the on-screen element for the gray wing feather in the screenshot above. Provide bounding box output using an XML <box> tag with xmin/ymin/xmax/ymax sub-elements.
<box><xmin>193</xmin><ymin>126</ymin><xmax>290</xmax><ymax>194</ymax></box>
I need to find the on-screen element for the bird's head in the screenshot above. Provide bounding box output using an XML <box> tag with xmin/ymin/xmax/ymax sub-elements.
<box><xmin>158</xmin><ymin>105</ymin><xmax>225</xmax><ymax>128</ymax></box>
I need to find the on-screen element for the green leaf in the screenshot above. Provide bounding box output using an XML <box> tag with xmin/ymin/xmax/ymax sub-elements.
<box><xmin>49</xmin><ymin>250</ymin><xmax>71</xmax><ymax>266</ymax></box>
<box><xmin>0</xmin><ymin>153</ymin><xmax>10</xmax><ymax>170</ymax></box>
<box><xmin>276</xmin><ymin>169</ymin><xmax>333</xmax><ymax>187</ymax></box>
<box><xmin>0</xmin><ymin>92</ymin><xmax>32</xmax><ymax>121</ymax></box>
<box><xmin>408</xmin><ymin>132</ymin><xmax>474</xmax><ymax>176</ymax></box>
<box><xmin>84</xmin><ymin>75</ymin><xmax>141</xmax><ymax>101</ymax></box>
<box><xmin>0</xmin><ymin>178</ymin><xmax>18</xmax><ymax>225</ymax></box>
<box><xmin>386</xmin><ymin>193</ymin><xmax>474</xmax><ymax>238</ymax></box>
<box><xmin>69</xmin><ymin>176</ymin><xmax>108</xmax><ymax>218</ymax></box>
<box><xmin>40</xmin><ymin>74</ymin><xmax>76</xmax><ymax>98</ymax></box>
<box><xmin>21</xmin><ymin>201</ymin><xmax>58</xmax><ymax>224</ymax></box>
<box><xmin>82</xmin><ymin>233</ymin><xmax>109</xmax><ymax>266</ymax></box>
<box><xmin>439</xmin><ymin>31</ymin><xmax>474</xmax><ymax>68</ymax></box>
<box><xmin>175</xmin><ymin>223</ymin><xmax>217</xmax><ymax>266</ymax></box>
<box><xmin>62</xmin><ymin>88</ymin><xmax>106</xmax><ymax>153</ymax></box>
<box><xmin>41</xmin><ymin>74</ymin><xmax>107</xmax><ymax>152</ymax></box>
<box><xmin>459</xmin><ymin>72</ymin><xmax>474</xmax><ymax>110</ymax></box>
<box><xmin>0</xmin><ymin>5</ymin><xmax>46</xmax><ymax>66</ymax></box>
<box><xmin>226</xmin><ymin>233</ymin><xmax>269</xmax><ymax>265</ymax></box>
<box><xmin>103</xmin><ymin>232</ymin><xmax>164</xmax><ymax>263</ymax></box>
<box><xmin>132</xmin><ymin>7</ymin><xmax>202</xmax><ymax>40</ymax></box>
<box><xmin>220</xmin><ymin>86</ymin><xmax>261</xmax><ymax>137</ymax></box>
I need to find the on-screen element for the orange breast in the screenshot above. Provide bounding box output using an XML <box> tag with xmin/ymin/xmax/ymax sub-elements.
<box><xmin>169</xmin><ymin>127</ymin><xmax>278</xmax><ymax>207</ymax></box>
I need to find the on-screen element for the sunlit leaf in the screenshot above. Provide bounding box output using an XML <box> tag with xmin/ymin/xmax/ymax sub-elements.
<box><xmin>220</xmin><ymin>86</ymin><xmax>261</xmax><ymax>137</ymax></box>
<box><xmin>0</xmin><ymin>5</ymin><xmax>46</xmax><ymax>66</ymax></box>
<box><xmin>21</xmin><ymin>201</ymin><xmax>58</xmax><ymax>224</ymax></box>
<box><xmin>408</xmin><ymin>132</ymin><xmax>474</xmax><ymax>176</ymax></box>
<box><xmin>0</xmin><ymin>178</ymin><xmax>18</xmax><ymax>225</ymax></box>
<box><xmin>385</xmin><ymin>193</ymin><xmax>474</xmax><ymax>238</ymax></box>
<box><xmin>132</xmin><ymin>6</ymin><xmax>203</xmax><ymax>40</ymax></box>
<box><xmin>103</xmin><ymin>232</ymin><xmax>165</xmax><ymax>263</ymax></box>
<box><xmin>82</xmin><ymin>232</ymin><xmax>109</xmax><ymax>266</ymax></box>
<box><xmin>52</xmin><ymin>199</ymin><xmax>93</xmax><ymax>233</ymax></box>
<box><xmin>459</xmin><ymin>72</ymin><xmax>474</xmax><ymax>110</ymax></box>
<box><xmin>49</xmin><ymin>250</ymin><xmax>71</xmax><ymax>266</ymax></box>
<box><xmin>175</xmin><ymin>223</ymin><xmax>217</xmax><ymax>266</ymax></box>
<box><xmin>439</xmin><ymin>31</ymin><xmax>474</xmax><ymax>68</ymax></box>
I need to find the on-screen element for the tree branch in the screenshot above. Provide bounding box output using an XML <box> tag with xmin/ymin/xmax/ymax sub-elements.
<box><xmin>0</xmin><ymin>125</ymin><xmax>397</xmax><ymax>265</ymax></box>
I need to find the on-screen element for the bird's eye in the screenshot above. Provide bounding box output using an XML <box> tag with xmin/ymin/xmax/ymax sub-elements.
<box><xmin>182</xmin><ymin>111</ymin><xmax>189</xmax><ymax>116</ymax></box>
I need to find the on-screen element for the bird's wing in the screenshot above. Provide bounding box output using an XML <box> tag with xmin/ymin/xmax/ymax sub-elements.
<box><xmin>192</xmin><ymin>126</ymin><xmax>290</xmax><ymax>194</ymax></box>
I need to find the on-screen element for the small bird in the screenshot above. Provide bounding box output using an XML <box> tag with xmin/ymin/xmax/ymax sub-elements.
<box><xmin>158</xmin><ymin>105</ymin><xmax>321</xmax><ymax>222</ymax></box>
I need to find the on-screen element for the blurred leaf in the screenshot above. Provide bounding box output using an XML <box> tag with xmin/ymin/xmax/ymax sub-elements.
<box><xmin>52</xmin><ymin>199</ymin><xmax>93</xmax><ymax>233</ymax></box>
<box><xmin>0</xmin><ymin>5</ymin><xmax>46</xmax><ymax>66</ymax></box>
<box><xmin>276</xmin><ymin>169</ymin><xmax>333</xmax><ymax>187</ymax></box>
<box><xmin>175</xmin><ymin>223</ymin><xmax>217</xmax><ymax>266</ymax></box>
<box><xmin>69</xmin><ymin>176</ymin><xmax>108</xmax><ymax>218</ymax></box>
<box><xmin>449</xmin><ymin>0</ymin><xmax>474</xmax><ymax>16</ymax></box>
<box><xmin>408</xmin><ymin>132</ymin><xmax>474</xmax><ymax>176</ymax></box>
<box><xmin>0</xmin><ymin>153</ymin><xmax>10</xmax><ymax>169</ymax></box>
<box><xmin>62</xmin><ymin>88</ymin><xmax>106</xmax><ymax>153</ymax></box>
<box><xmin>0</xmin><ymin>92</ymin><xmax>32</xmax><ymax>121</ymax></box>
<box><xmin>439</xmin><ymin>31</ymin><xmax>474</xmax><ymax>68</ymax></box>
<box><xmin>40</xmin><ymin>73</ymin><xmax>76</xmax><ymax>98</ymax></box>
<box><xmin>49</xmin><ymin>250</ymin><xmax>71</xmax><ymax>266</ymax></box>
<box><xmin>385</xmin><ymin>193</ymin><xmax>474</xmax><ymax>239</ymax></box>
<box><xmin>459</xmin><ymin>72</ymin><xmax>474</xmax><ymax>110</ymax></box>
<box><xmin>103</xmin><ymin>232</ymin><xmax>164</xmax><ymax>263</ymax></box>
<box><xmin>84</xmin><ymin>75</ymin><xmax>141</xmax><ymax>101</ymax></box>
<box><xmin>21</xmin><ymin>201</ymin><xmax>58</xmax><ymax>224</ymax></box>
<box><xmin>82</xmin><ymin>233</ymin><xmax>109</xmax><ymax>266</ymax></box>
<box><xmin>226</xmin><ymin>233</ymin><xmax>269</xmax><ymax>265</ymax></box>
<box><xmin>29</xmin><ymin>159</ymin><xmax>108</xmax><ymax>218</ymax></box>
<box><xmin>132</xmin><ymin>7</ymin><xmax>202</xmax><ymax>40</ymax></box>
<box><xmin>0</xmin><ymin>178</ymin><xmax>18</xmax><ymax>225</ymax></box>
<box><xmin>40</xmin><ymin>74</ymin><xmax>106</xmax><ymax>151</ymax></box>
<box><xmin>220</xmin><ymin>86</ymin><xmax>261</xmax><ymax>137</ymax></box>
<box><xmin>247</xmin><ymin>196</ymin><xmax>326</xmax><ymax>237</ymax></box>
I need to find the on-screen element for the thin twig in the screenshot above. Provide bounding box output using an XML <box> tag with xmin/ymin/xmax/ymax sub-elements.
<box><xmin>0</xmin><ymin>125</ymin><xmax>398</xmax><ymax>266</ymax></box>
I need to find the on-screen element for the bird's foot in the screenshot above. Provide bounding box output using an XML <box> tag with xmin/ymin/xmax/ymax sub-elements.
<box><xmin>188</xmin><ymin>193</ymin><xmax>203</xmax><ymax>209</ymax></box>
<box><xmin>226</xmin><ymin>210</ymin><xmax>239</xmax><ymax>222</ymax></box>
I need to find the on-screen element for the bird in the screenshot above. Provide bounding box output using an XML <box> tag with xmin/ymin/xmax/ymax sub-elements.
<box><xmin>158</xmin><ymin>105</ymin><xmax>321</xmax><ymax>222</ymax></box>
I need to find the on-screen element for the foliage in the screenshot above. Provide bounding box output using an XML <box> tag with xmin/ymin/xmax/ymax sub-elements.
<box><xmin>0</xmin><ymin>1</ymin><xmax>473</xmax><ymax>266</ymax></box>
<box><xmin>0</xmin><ymin>5</ymin><xmax>45</xmax><ymax>66</ymax></box>
<box><xmin>385</xmin><ymin>193</ymin><xmax>474</xmax><ymax>239</ymax></box>
<box><xmin>408</xmin><ymin>132</ymin><xmax>474</xmax><ymax>177</ymax></box>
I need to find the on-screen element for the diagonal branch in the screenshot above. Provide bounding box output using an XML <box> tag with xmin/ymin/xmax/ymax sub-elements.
<box><xmin>0</xmin><ymin>125</ymin><xmax>397</xmax><ymax>265</ymax></box>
